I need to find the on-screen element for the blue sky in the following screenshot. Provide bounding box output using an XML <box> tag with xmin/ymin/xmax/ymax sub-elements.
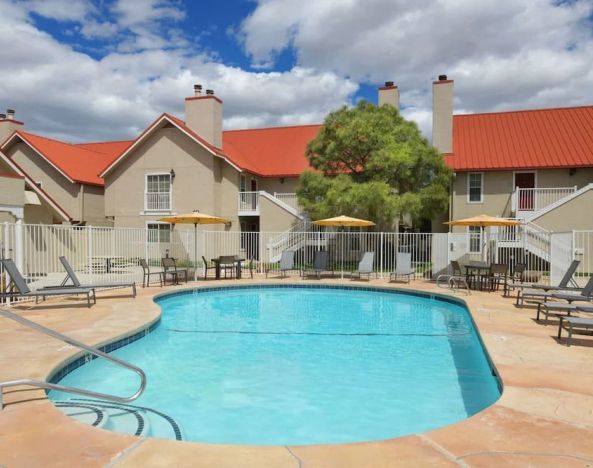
<box><xmin>1</xmin><ymin>0</ymin><xmax>592</xmax><ymax>142</ymax></box>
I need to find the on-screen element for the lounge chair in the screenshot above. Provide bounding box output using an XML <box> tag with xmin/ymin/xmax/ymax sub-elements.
<box><xmin>389</xmin><ymin>252</ymin><xmax>415</xmax><ymax>283</ymax></box>
<box><xmin>266</xmin><ymin>251</ymin><xmax>295</xmax><ymax>278</ymax></box>
<box><xmin>536</xmin><ymin>275</ymin><xmax>593</xmax><ymax>324</ymax></box>
<box><xmin>503</xmin><ymin>263</ymin><xmax>526</xmax><ymax>296</ymax></box>
<box><xmin>49</xmin><ymin>256</ymin><xmax>136</xmax><ymax>297</ymax></box>
<box><xmin>302</xmin><ymin>251</ymin><xmax>334</xmax><ymax>279</ymax></box>
<box><xmin>516</xmin><ymin>259</ymin><xmax>581</xmax><ymax>306</ymax></box>
<box><xmin>140</xmin><ymin>259</ymin><xmax>163</xmax><ymax>287</ymax></box>
<box><xmin>162</xmin><ymin>257</ymin><xmax>189</xmax><ymax>284</ymax></box>
<box><xmin>436</xmin><ymin>260</ymin><xmax>470</xmax><ymax>293</ymax></box>
<box><xmin>558</xmin><ymin>307</ymin><xmax>593</xmax><ymax>346</ymax></box>
<box><xmin>0</xmin><ymin>258</ymin><xmax>95</xmax><ymax>307</ymax></box>
<box><xmin>350</xmin><ymin>252</ymin><xmax>375</xmax><ymax>280</ymax></box>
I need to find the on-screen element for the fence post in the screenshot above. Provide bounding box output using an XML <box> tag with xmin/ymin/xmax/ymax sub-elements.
<box><xmin>379</xmin><ymin>232</ymin><xmax>384</xmax><ymax>279</ymax></box>
<box><xmin>3</xmin><ymin>222</ymin><xmax>10</xmax><ymax>304</ymax></box>
<box><xmin>14</xmin><ymin>219</ymin><xmax>23</xmax><ymax>273</ymax></box>
<box><xmin>87</xmin><ymin>225</ymin><xmax>93</xmax><ymax>275</ymax></box>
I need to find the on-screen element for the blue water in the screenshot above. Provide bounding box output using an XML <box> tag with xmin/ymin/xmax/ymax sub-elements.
<box><xmin>50</xmin><ymin>286</ymin><xmax>501</xmax><ymax>445</ymax></box>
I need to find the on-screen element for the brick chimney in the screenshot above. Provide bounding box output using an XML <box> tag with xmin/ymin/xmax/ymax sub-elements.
<box><xmin>378</xmin><ymin>81</ymin><xmax>400</xmax><ymax>111</ymax></box>
<box><xmin>184</xmin><ymin>84</ymin><xmax>223</xmax><ymax>148</ymax></box>
<box><xmin>0</xmin><ymin>109</ymin><xmax>24</xmax><ymax>146</ymax></box>
<box><xmin>432</xmin><ymin>75</ymin><xmax>453</xmax><ymax>153</ymax></box>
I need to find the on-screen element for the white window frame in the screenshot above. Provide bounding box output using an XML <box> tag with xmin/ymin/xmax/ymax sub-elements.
<box><xmin>467</xmin><ymin>172</ymin><xmax>484</xmax><ymax>204</ymax></box>
<box><xmin>146</xmin><ymin>221</ymin><xmax>171</xmax><ymax>243</ymax></box>
<box><xmin>144</xmin><ymin>172</ymin><xmax>172</xmax><ymax>212</ymax></box>
<box><xmin>468</xmin><ymin>226</ymin><xmax>482</xmax><ymax>253</ymax></box>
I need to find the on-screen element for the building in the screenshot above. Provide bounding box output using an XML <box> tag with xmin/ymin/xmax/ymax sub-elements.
<box><xmin>431</xmin><ymin>76</ymin><xmax>593</xmax><ymax>241</ymax></box>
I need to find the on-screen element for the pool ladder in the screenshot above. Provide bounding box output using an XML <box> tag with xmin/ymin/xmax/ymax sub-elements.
<box><xmin>0</xmin><ymin>308</ymin><xmax>146</xmax><ymax>410</ymax></box>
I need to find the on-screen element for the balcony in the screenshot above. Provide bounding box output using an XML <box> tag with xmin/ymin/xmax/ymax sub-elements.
<box><xmin>145</xmin><ymin>192</ymin><xmax>171</xmax><ymax>212</ymax></box>
<box><xmin>511</xmin><ymin>187</ymin><xmax>577</xmax><ymax>219</ymax></box>
<box><xmin>238</xmin><ymin>191</ymin><xmax>259</xmax><ymax>215</ymax></box>
<box><xmin>238</xmin><ymin>191</ymin><xmax>302</xmax><ymax>216</ymax></box>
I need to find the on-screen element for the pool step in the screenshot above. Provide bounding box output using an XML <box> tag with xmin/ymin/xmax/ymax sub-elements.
<box><xmin>54</xmin><ymin>399</ymin><xmax>183</xmax><ymax>440</ymax></box>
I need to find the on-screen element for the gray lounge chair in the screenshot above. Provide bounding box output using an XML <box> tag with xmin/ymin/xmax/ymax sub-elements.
<box><xmin>48</xmin><ymin>256</ymin><xmax>136</xmax><ymax>297</ymax></box>
<box><xmin>558</xmin><ymin>309</ymin><xmax>593</xmax><ymax>346</ymax></box>
<box><xmin>516</xmin><ymin>259</ymin><xmax>581</xmax><ymax>306</ymax></box>
<box><xmin>350</xmin><ymin>252</ymin><xmax>375</xmax><ymax>280</ymax></box>
<box><xmin>390</xmin><ymin>252</ymin><xmax>415</xmax><ymax>283</ymax></box>
<box><xmin>302</xmin><ymin>251</ymin><xmax>334</xmax><ymax>279</ymax></box>
<box><xmin>266</xmin><ymin>251</ymin><xmax>295</xmax><ymax>278</ymax></box>
<box><xmin>537</xmin><ymin>275</ymin><xmax>593</xmax><ymax>324</ymax></box>
<box><xmin>0</xmin><ymin>258</ymin><xmax>95</xmax><ymax>307</ymax></box>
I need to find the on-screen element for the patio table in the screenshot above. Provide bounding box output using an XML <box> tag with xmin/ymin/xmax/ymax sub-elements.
<box><xmin>463</xmin><ymin>262</ymin><xmax>490</xmax><ymax>290</ymax></box>
<box><xmin>212</xmin><ymin>257</ymin><xmax>245</xmax><ymax>279</ymax></box>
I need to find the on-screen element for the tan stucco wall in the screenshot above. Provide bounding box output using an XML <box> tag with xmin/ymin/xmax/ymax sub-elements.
<box><xmin>451</xmin><ymin>169</ymin><xmax>593</xmax><ymax>232</ymax></box>
<box><xmin>534</xmin><ymin>189</ymin><xmax>593</xmax><ymax>231</ymax></box>
<box><xmin>0</xmin><ymin>211</ymin><xmax>16</xmax><ymax>222</ymax></box>
<box><xmin>105</xmin><ymin>126</ymin><xmax>240</xmax><ymax>230</ymax></box>
<box><xmin>82</xmin><ymin>184</ymin><xmax>109</xmax><ymax>226</ymax></box>
<box><xmin>0</xmin><ymin>175</ymin><xmax>25</xmax><ymax>206</ymax></box>
<box><xmin>7</xmin><ymin>142</ymin><xmax>79</xmax><ymax>219</ymax></box>
<box><xmin>258</xmin><ymin>195</ymin><xmax>301</xmax><ymax>232</ymax></box>
<box><xmin>24</xmin><ymin>202</ymin><xmax>57</xmax><ymax>224</ymax></box>
<box><xmin>258</xmin><ymin>177</ymin><xmax>299</xmax><ymax>195</ymax></box>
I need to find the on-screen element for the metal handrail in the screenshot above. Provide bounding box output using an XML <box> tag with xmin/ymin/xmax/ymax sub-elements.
<box><xmin>0</xmin><ymin>308</ymin><xmax>147</xmax><ymax>410</ymax></box>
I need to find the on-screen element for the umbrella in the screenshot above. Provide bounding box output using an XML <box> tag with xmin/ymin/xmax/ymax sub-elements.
<box><xmin>312</xmin><ymin>215</ymin><xmax>376</xmax><ymax>228</ymax></box>
<box><xmin>445</xmin><ymin>215</ymin><xmax>520</xmax><ymax>261</ymax></box>
<box><xmin>159</xmin><ymin>211</ymin><xmax>230</xmax><ymax>280</ymax></box>
<box><xmin>312</xmin><ymin>215</ymin><xmax>375</xmax><ymax>278</ymax></box>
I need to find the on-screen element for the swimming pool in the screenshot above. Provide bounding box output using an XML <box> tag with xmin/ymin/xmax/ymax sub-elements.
<box><xmin>50</xmin><ymin>285</ymin><xmax>501</xmax><ymax>445</ymax></box>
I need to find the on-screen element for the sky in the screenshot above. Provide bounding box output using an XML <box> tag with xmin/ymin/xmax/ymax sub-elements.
<box><xmin>0</xmin><ymin>0</ymin><xmax>592</xmax><ymax>143</ymax></box>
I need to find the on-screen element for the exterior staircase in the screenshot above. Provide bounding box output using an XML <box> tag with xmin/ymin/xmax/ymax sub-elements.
<box><xmin>266</xmin><ymin>219</ymin><xmax>330</xmax><ymax>263</ymax></box>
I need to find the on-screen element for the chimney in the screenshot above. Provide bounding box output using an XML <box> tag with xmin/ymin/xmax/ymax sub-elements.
<box><xmin>378</xmin><ymin>81</ymin><xmax>400</xmax><ymax>111</ymax></box>
<box><xmin>0</xmin><ymin>108</ymin><xmax>24</xmax><ymax>146</ymax></box>
<box><xmin>184</xmin><ymin>84</ymin><xmax>223</xmax><ymax>148</ymax></box>
<box><xmin>432</xmin><ymin>75</ymin><xmax>453</xmax><ymax>153</ymax></box>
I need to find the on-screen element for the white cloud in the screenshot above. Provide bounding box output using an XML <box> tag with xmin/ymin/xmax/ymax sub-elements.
<box><xmin>0</xmin><ymin>2</ymin><xmax>357</xmax><ymax>142</ymax></box>
<box><xmin>241</xmin><ymin>0</ymin><xmax>593</xmax><ymax>131</ymax></box>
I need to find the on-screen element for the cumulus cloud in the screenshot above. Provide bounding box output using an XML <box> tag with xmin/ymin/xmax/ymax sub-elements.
<box><xmin>241</xmin><ymin>0</ymin><xmax>593</xmax><ymax>135</ymax></box>
<box><xmin>0</xmin><ymin>1</ymin><xmax>357</xmax><ymax>142</ymax></box>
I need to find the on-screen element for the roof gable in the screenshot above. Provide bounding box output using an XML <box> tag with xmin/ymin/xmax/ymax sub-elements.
<box><xmin>445</xmin><ymin>105</ymin><xmax>593</xmax><ymax>171</ymax></box>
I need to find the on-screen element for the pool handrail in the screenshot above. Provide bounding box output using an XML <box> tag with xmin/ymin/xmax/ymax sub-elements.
<box><xmin>0</xmin><ymin>308</ymin><xmax>147</xmax><ymax>410</ymax></box>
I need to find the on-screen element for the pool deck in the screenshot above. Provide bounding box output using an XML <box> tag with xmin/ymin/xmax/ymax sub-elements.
<box><xmin>1</xmin><ymin>277</ymin><xmax>593</xmax><ymax>467</ymax></box>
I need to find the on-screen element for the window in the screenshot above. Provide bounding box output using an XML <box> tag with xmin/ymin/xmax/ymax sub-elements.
<box><xmin>468</xmin><ymin>226</ymin><xmax>482</xmax><ymax>253</ymax></box>
<box><xmin>147</xmin><ymin>223</ymin><xmax>171</xmax><ymax>243</ymax></box>
<box><xmin>468</xmin><ymin>173</ymin><xmax>483</xmax><ymax>203</ymax></box>
<box><xmin>145</xmin><ymin>174</ymin><xmax>171</xmax><ymax>211</ymax></box>
<box><xmin>239</xmin><ymin>174</ymin><xmax>246</xmax><ymax>192</ymax></box>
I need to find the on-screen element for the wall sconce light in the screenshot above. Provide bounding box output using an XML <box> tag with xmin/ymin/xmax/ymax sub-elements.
<box><xmin>569</xmin><ymin>168</ymin><xmax>576</xmax><ymax>176</ymax></box>
<box><xmin>170</xmin><ymin>169</ymin><xmax>176</xmax><ymax>180</ymax></box>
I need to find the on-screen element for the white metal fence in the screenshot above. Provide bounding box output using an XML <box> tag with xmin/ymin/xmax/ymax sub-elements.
<box><xmin>2</xmin><ymin>222</ymin><xmax>592</xmax><ymax>303</ymax></box>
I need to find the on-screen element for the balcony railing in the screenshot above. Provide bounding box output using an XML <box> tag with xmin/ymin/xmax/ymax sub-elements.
<box><xmin>512</xmin><ymin>186</ymin><xmax>577</xmax><ymax>215</ymax></box>
<box><xmin>238</xmin><ymin>191</ymin><xmax>259</xmax><ymax>214</ymax></box>
<box><xmin>145</xmin><ymin>192</ymin><xmax>171</xmax><ymax>211</ymax></box>
<box><xmin>273</xmin><ymin>192</ymin><xmax>301</xmax><ymax>212</ymax></box>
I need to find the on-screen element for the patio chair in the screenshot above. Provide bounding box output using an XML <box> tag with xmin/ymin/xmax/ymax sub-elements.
<box><xmin>162</xmin><ymin>257</ymin><xmax>189</xmax><ymax>285</ymax></box>
<box><xmin>140</xmin><ymin>259</ymin><xmax>163</xmax><ymax>287</ymax></box>
<box><xmin>0</xmin><ymin>258</ymin><xmax>95</xmax><ymax>307</ymax></box>
<box><xmin>201</xmin><ymin>256</ymin><xmax>217</xmax><ymax>280</ymax></box>
<box><xmin>436</xmin><ymin>260</ymin><xmax>470</xmax><ymax>293</ymax></box>
<box><xmin>350</xmin><ymin>252</ymin><xmax>376</xmax><ymax>280</ymax></box>
<box><xmin>266</xmin><ymin>250</ymin><xmax>295</xmax><ymax>278</ymax></box>
<box><xmin>536</xmin><ymin>275</ymin><xmax>593</xmax><ymax>324</ymax></box>
<box><xmin>49</xmin><ymin>256</ymin><xmax>136</xmax><ymax>297</ymax></box>
<box><xmin>503</xmin><ymin>263</ymin><xmax>526</xmax><ymax>296</ymax></box>
<box><xmin>480</xmin><ymin>263</ymin><xmax>508</xmax><ymax>292</ymax></box>
<box><xmin>389</xmin><ymin>252</ymin><xmax>415</xmax><ymax>283</ymax></box>
<box><xmin>516</xmin><ymin>259</ymin><xmax>581</xmax><ymax>306</ymax></box>
<box><xmin>302</xmin><ymin>251</ymin><xmax>334</xmax><ymax>279</ymax></box>
<box><xmin>241</xmin><ymin>257</ymin><xmax>255</xmax><ymax>279</ymax></box>
<box><xmin>218</xmin><ymin>255</ymin><xmax>238</xmax><ymax>279</ymax></box>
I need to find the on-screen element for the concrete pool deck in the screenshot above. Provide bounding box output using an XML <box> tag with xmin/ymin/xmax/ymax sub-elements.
<box><xmin>1</xmin><ymin>278</ymin><xmax>593</xmax><ymax>467</ymax></box>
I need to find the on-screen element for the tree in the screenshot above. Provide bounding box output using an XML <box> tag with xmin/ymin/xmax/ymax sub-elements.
<box><xmin>297</xmin><ymin>100</ymin><xmax>452</xmax><ymax>230</ymax></box>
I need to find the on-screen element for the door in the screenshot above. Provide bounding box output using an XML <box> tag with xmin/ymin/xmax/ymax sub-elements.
<box><xmin>250</xmin><ymin>179</ymin><xmax>258</xmax><ymax>209</ymax></box>
<box><xmin>514</xmin><ymin>172</ymin><xmax>535</xmax><ymax>211</ymax></box>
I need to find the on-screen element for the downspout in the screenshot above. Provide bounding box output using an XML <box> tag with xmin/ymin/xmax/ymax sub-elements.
<box><xmin>448</xmin><ymin>173</ymin><xmax>455</xmax><ymax>232</ymax></box>
<box><xmin>79</xmin><ymin>184</ymin><xmax>85</xmax><ymax>224</ymax></box>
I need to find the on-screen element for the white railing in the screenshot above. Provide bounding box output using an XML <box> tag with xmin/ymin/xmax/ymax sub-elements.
<box><xmin>238</xmin><ymin>191</ymin><xmax>259</xmax><ymax>213</ymax></box>
<box><xmin>511</xmin><ymin>186</ymin><xmax>577</xmax><ymax>214</ymax></box>
<box><xmin>145</xmin><ymin>192</ymin><xmax>171</xmax><ymax>211</ymax></box>
<box><xmin>273</xmin><ymin>192</ymin><xmax>301</xmax><ymax>212</ymax></box>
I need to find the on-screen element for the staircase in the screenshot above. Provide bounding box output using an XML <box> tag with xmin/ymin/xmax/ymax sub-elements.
<box><xmin>496</xmin><ymin>221</ymin><xmax>551</xmax><ymax>262</ymax></box>
<box><xmin>266</xmin><ymin>219</ymin><xmax>330</xmax><ymax>263</ymax></box>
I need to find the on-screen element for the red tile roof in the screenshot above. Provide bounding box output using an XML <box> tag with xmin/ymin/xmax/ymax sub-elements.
<box><xmin>223</xmin><ymin>124</ymin><xmax>321</xmax><ymax>177</ymax></box>
<box><xmin>5</xmin><ymin>132</ymin><xmax>132</xmax><ymax>186</ymax></box>
<box><xmin>444</xmin><ymin>105</ymin><xmax>593</xmax><ymax>171</ymax></box>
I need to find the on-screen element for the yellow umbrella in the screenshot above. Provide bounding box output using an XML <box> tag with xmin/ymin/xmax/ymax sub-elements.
<box><xmin>312</xmin><ymin>215</ymin><xmax>376</xmax><ymax>227</ymax></box>
<box><xmin>445</xmin><ymin>215</ymin><xmax>520</xmax><ymax>261</ymax></box>
<box><xmin>159</xmin><ymin>211</ymin><xmax>230</xmax><ymax>280</ymax></box>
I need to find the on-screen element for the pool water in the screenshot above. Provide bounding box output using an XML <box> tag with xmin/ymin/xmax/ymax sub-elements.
<box><xmin>50</xmin><ymin>286</ymin><xmax>501</xmax><ymax>445</ymax></box>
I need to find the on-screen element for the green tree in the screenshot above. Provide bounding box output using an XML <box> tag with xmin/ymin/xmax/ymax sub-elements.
<box><xmin>297</xmin><ymin>100</ymin><xmax>452</xmax><ymax>230</ymax></box>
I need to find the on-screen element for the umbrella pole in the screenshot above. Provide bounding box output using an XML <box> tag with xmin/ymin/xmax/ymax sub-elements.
<box><xmin>194</xmin><ymin>223</ymin><xmax>198</xmax><ymax>281</ymax></box>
